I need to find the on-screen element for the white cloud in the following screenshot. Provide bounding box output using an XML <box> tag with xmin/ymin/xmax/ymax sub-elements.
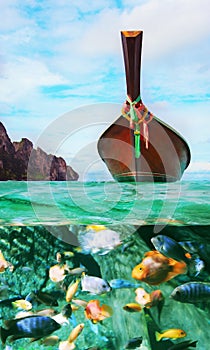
<box><xmin>0</xmin><ymin>1</ymin><xmax>33</xmax><ymax>31</ymax></box>
<box><xmin>76</xmin><ymin>0</ymin><xmax>210</xmax><ymax>59</ymax></box>
<box><xmin>0</xmin><ymin>57</ymin><xmax>67</xmax><ymax>103</ymax></box>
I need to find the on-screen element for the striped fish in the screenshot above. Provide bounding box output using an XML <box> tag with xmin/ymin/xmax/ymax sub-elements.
<box><xmin>170</xmin><ymin>282</ymin><xmax>210</xmax><ymax>303</ymax></box>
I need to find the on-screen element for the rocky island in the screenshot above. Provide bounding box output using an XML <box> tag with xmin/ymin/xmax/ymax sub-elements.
<box><xmin>0</xmin><ymin>122</ymin><xmax>79</xmax><ymax>181</ymax></box>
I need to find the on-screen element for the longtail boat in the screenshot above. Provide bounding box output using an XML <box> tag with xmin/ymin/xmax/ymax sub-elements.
<box><xmin>97</xmin><ymin>31</ymin><xmax>191</xmax><ymax>182</ymax></box>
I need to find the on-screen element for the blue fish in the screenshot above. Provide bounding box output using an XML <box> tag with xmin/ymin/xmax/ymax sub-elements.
<box><xmin>109</xmin><ymin>279</ymin><xmax>141</xmax><ymax>289</ymax></box>
<box><xmin>170</xmin><ymin>282</ymin><xmax>210</xmax><ymax>304</ymax></box>
<box><xmin>151</xmin><ymin>235</ymin><xmax>191</xmax><ymax>264</ymax></box>
<box><xmin>0</xmin><ymin>315</ymin><xmax>61</xmax><ymax>344</ymax></box>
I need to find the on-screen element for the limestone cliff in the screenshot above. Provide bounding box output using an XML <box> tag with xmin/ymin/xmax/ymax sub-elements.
<box><xmin>0</xmin><ymin>122</ymin><xmax>79</xmax><ymax>181</ymax></box>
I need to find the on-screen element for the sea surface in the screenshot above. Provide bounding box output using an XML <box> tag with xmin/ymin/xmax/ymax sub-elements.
<box><xmin>0</xmin><ymin>175</ymin><xmax>209</xmax><ymax>350</ymax></box>
<box><xmin>0</xmin><ymin>177</ymin><xmax>209</xmax><ymax>226</ymax></box>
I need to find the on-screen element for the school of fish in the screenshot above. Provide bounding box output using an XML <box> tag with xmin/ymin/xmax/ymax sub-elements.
<box><xmin>0</xmin><ymin>227</ymin><xmax>206</xmax><ymax>349</ymax></box>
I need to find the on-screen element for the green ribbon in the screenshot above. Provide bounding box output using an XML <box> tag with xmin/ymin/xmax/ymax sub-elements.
<box><xmin>134</xmin><ymin>130</ymin><xmax>141</xmax><ymax>158</ymax></box>
<box><xmin>126</xmin><ymin>95</ymin><xmax>141</xmax><ymax>122</ymax></box>
<box><xmin>126</xmin><ymin>95</ymin><xmax>141</xmax><ymax>159</ymax></box>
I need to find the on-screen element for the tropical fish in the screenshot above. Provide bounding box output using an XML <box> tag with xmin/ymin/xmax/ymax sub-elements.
<box><xmin>0</xmin><ymin>296</ymin><xmax>23</xmax><ymax>308</ymax></box>
<box><xmin>81</xmin><ymin>274</ymin><xmax>110</xmax><ymax>294</ymax></box>
<box><xmin>36</xmin><ymin>308</ymin><xmax>57</xmax><ymax>317</ymax></box>
<box><xmin>66</xmin><ymin>279</ymin><xmax>80</xmax><ymax>302</ymax></box>
<box><xmin>68</xmin><ymin>267</ymin><xmax>87</xmax><ymax>276</ymax></box>
<box><xmin>55</xmin><ymin>304</ymin><xmax>74</xmax><ymax>325</ymax></box>
<box><xmin>67</xmin><ymin>323</ymin><xmax>85</xmax><ymax>343</ymax></box>
<box><xmin>178</xmin><ymin>241</ymin><xmax>206</xmax><ymax>276</ymax></box>
<box><xmin>151</xmin><ymin>235</ymin><xmax>191</xmax><ymax>263</ymax></box>
<box><xmin>56</xmin><ymin>251</ymin><xmax>74</xmax><ymax>263</ymax></box>
<box><xmin>123</xmin><ymin>303</ymin><xmax>142</xmax><ymax>312</ymax></box>
<box><xmin>15</xmin><ymin>311</ymin><xmax>34</xmax><ymax>319</ymax></box>
<box><xmin>49</xmin><ymin>264</ymin><xmax>70</xmax><ymax>283</ymax></box>
<box><xmin>155</xmin><ymin>328</ymin><xmax>186</xmax><ymax>341</ymax></box>
<box><xmin>15</xmin><ymin>308</ymin><xmax>56</xmax><ymax>319</ymax></box>
<box><xmin>52</xmin><ymin>313</ymin><xmax>70</xmax><ymax>326</ymax></box>
<box><xmin>84</xmin><ymin>299</ymin><xmax>113</xmax><ymax>323</ymax></box>
<box><xmin>0</xmin><ymin>251</ymin><xmax>13</xmax><ymax>273</ymax></box>
<box><xmin>12</xmin><ymin>299</ymin><xmax>32</xmax><ymax>311</ymax></box>
<box><xmin>30</xmin><ymin>290</ymin><xmax>59</xmax><ymax>306</ymax></box>
<box><xmin>124</xmin><ymin>336</ymin><xmax>143</xmax><ymax>349</ymax></box>
<box><xmin>135</xmin><ymin>288</ymin><xmax>163</xmax><ymax>308</ymax></box>
<box><xmin>178</xmin><ymin>241</ymin><xmax>203</xmax><ymax>254</ymax></box>
<box><xmin>135</xmin><ymin>288</ymin><xmax>151</xmax><ymax>307</ymax></box>
<box><xmin>109</xmin><ymin>278</ymin><xmax>141</xmax><ymax>289</ymax></box>
<box><xmin>72</xmin><ymin>299</ymin><xmax>88</xmax><ymax>308</ymax></box>
<box><xmin>132</xmin><ymin>251</ymin><xmax>187</xmax><ymax>285</ymax></box>
<box><xmin>78</xmin><ymin>227</ymin><xmax>121</xmax><ymax>255</ymax></box>
<box><xmin>59</xmin><ymin>323</ymin><xmax>84</xmax><ymax>350</ymax></box>
<box><xmin>20</xmin><ymin>266</ymin><xmax>33</xmax><ymax>273</ymax></box>
<box><xmin>135</xmin><ymin>287</ymin><xmax>164</xmax><ymax>321</ymax></box>
<box><xmin>167</xmin><ymin>339</ymin><xmax>198</xmax><ymax>349</ymax></box>
<box><xmin>86</xmin><ymin>225</ymin><xmax>107</xmax><ymax>231</ymax></box>
<box><xmin>170</xmin><ymin>282</ymin><xmax>210</xmax><ymax>303</ymax></box>
<box><xmin>148</xmin><ymin>289</ymin><xmax>164</xmax><ymax>321</ymax></box>
<box><xmin>40</xmin><ymin>335</ymin><xmax>60</xmax><ymax>346</ymax></box>
<box><xmin>0</xmin><ymin>315</ymin><xmax>61</xmax><ymax>344</ymax></box>
<box><xmin>60</xmin><ymin>304</ymin><xmax>72</xmax><ymax>318</ymax></box>
<box><xmin>148</xmin><ymin>290</ymin><xmax>164</xmax><ymax>307</ymax></box>
<box><xmin>190</xmin><ymin>256</ymin><xmax>205</xmax><ymax>276</ymax></box>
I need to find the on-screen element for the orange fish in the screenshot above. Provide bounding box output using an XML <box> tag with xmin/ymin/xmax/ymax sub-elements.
<box><xmin>0</xmin><ymin>251</ymin><xmax>13</xmax><ymax>273</ymax></box>
<box><xmin>148</xmin><ymin>289</ymin><xmax>164</xmax><ymax>307</ymax></box>
<box><xmin>132</xmin><ymin>250</ymin><xmax>187</xmax><ymax>285</ymax></box>
<box><xmin>84</xmin><ymin>299</ymin><xmax>113</xmax><ymax>323</ymax></box>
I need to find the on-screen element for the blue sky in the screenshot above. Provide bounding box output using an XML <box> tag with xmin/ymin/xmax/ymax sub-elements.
<box><xmin>0</xmin><ymin>0</ymin><xmax>210</xmax><ymax>180</ymax></box>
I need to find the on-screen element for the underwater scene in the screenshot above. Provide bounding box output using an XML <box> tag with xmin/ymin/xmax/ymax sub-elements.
<box><xmin>0</xmin><ymin>178</ymin><xmax>210</xmax><ymax>350</ymax></box>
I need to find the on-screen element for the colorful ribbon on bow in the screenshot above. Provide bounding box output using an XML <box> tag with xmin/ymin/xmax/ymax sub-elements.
<box><xmin>121</xmin><ymin>95</ymin><xmax>153</xmax><ymax>158</ymax></box>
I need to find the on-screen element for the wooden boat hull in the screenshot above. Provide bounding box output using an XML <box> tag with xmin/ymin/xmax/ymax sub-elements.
<box><xmin>98</xmin><ymin>115</ymin><xmax>191</xmax><ymax>182</ymax></box>
<box><xmin>97</xmin><ymin>31</ymin><xmax>191</xmax><ymax>182</ymax></box>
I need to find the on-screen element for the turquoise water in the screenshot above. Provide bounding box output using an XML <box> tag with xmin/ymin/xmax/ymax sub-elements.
<box><xmin>0</xmin><ymin>179</ymin><xmax>209</xmax><ymax>226</ymax></box>
<box><xmin>0</xmin><ymin>177</ymin><xmax>210</xmax><ymax>350</ymax></box>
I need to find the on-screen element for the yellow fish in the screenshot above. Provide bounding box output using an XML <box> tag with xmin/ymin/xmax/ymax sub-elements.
<box><xmin>86</xmin><ymin>225</ymin><xmax>107</xmax><ymax>231</ymax></box>
<box><xmin>155</xmin><ymin>328</ymin><xmax>186</xmax><ymax>341</ymax></box>
<box><xmin>59</xmin><ymin>323</ymin><xmax>84</xmax><ymax>350</ymax></box>
<box><xmin>68</xmin><ymin>323</ymin><xmax>85</xmax><ymax>343</ymax></box>
<box><xmin>12</xmin><ymin>299</ymin><xmax>32</xmax><ymax>311</ymax></box>
<box><xmin>66</xmin><ymin>279</ymin><xmax>80</xmax><ymax>302</ymax></box>
<box><xmin>123</xmin><ymin>303</ymin><xmax>142</xmax><ymax>312</ymax></box>
<box><xmin>132</xmin><ymin>250</ymin><xmax>187</xmax><ymax>285</ymax></box>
